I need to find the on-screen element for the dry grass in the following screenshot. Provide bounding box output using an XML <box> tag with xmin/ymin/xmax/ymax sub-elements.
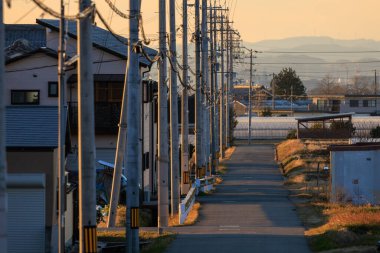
<box><xmin>219</xmin><ymin>146</ymin><xmax>236</xmax><ymax>162</ymax></box>
<box><xmin>277</xmin><ymin>138</ymin><xmax>380</xmax><ymax>252</ymax></box>
<box><xmin>168</xmin><ymin>202</ymin><xmax>201</xmax><ymax>227</ymax></box>
<box><xmin>97</xmin><ymin>230</ymin><xmax>176</xmax><ymax>253</ymax></box>
<box><xmin>98</xmin><ymin>205</ymin><xmax>153</xmax><ymax>228</ymax></box>
<box><xmin>276</xmin><ymin>139</ymin><xmax>306</xmax><ymax>162</ymax></box>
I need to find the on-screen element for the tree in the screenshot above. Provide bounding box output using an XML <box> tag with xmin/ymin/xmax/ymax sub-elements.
<box><xmin>347</xmin><ymin>76</ymin><xmax>372</xmax><ymax>95</ymax></box>
<box><xmin>272</xmin><ymin>67</ymin><xmax>306</xmax><ymax>100</ymax></box>
<box><xmin>310</xmin><ymin>74</ymin><xmax>346</xmax><ymax>95</ymax></box>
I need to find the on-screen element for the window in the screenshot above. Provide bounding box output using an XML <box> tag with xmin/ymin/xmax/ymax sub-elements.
<box><xmin>48</xmin><ymin>82</ymin><xmax>58</xmax><ymax>97</ymax></box>
<box><xmin>317</xmin><ymin>100</ymin><xmax>328</xmax><ymax>111</ymax></box>
<box><xmin>11</xmin><ymin>90</ymin><xmax>39</xmax><ymax>105</ymax></box>
<box><xmin>349</xmin><ymin>100</ymin><xmax>359</xmax><ymax>107</ymax></box>
<box><xmin>363</xmin><ymin>99</ymin><xmax>376</xmax><ymax>107</ymax></box>
<box><xmin>94</xmin><ymin>82</ymin><xmax>123</xmax><ymax>102</ymax></box>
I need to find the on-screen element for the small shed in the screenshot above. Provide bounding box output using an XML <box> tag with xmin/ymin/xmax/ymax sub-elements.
<box><xmin>296</xmin><ymin>113</ymin><xmax>354</xmax><ymax>139</ymax></box>
<box><xmin>330</xmin><ymin>144</ymin><xmax>380</xmax><ymax>204</ymax></box>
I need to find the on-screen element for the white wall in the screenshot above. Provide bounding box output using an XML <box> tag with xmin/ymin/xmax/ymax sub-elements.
<box><xmin>331</xmin><ymin>149</ymin><xmax>380</xmax><ymax>204</ymax></box>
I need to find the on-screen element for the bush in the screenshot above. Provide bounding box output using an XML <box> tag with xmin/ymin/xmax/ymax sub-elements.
<box><xmin>261</xmin><ymin>107</ymin><xmax>272</xmax><ymax>117</ymax></box>
<box><xmin>286</xmin><ymin>129</ymin><xmax>297</xmax><ymax>139</ymax></box>
<box><xmin>370</xmin><ymin>126</ymin><xmax>380</xmax><ymax>138</ymax></box>
<box><xmin>330</xmin><ymin>120</ymin><xmax>356</xmax><ymax>135</ymax></box>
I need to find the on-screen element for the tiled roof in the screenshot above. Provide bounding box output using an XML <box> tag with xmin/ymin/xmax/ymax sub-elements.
<box><xmin>5</xmin><ymin>24</ymin><xmax>46</xmax><ymax>49</ymax></box>
<box><xmin>36</xmin><ymin>19</ymin><xmax>157</xmax><ymax>67</ymax></box>
<box><xmin>6</xmin><ymin>106</ymin><xmax>65</xmax><ymax>148</ymax></box>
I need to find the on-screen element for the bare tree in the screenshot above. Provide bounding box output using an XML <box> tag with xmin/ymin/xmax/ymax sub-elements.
<box><xmin>310</xmin><ymin>75</ymin><xmax>346</xmax><ymax>95</ymax></box>
<box><xmin>347</xmin><ymin>76</ymin><xmax>372</xmax><ymax>95</ymax></box>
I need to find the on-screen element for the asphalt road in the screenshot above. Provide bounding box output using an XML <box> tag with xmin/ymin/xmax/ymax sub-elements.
<box><xmin>164</xmin><ymin>144</ymin><xmax>311</xmax><ymax>253</ymax></box>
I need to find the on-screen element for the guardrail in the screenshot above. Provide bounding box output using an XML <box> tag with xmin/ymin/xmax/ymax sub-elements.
<box><xmin>179</xmin><ymin>185</ymin><xmax>196</xmax><ymax>225</ymax></box>
<box><xmin>178</xmin><ymin>176</ymin><xmax>216</xmax><ymax>225</ymax></box>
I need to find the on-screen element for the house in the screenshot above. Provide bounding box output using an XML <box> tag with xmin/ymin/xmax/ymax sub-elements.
<box><xmin>330</xmin><ymin>143</ymin><xmax>380</xmax><ymax>204</ymax></box>
<box><xmin>233</xmin><ymin>100</ymin><xmax>247</xmax><ymax>116</ymax></box>
<box><xmin>310</xmin><ymin>94</ymin><xmax>380</xmax><ymax>115</ymax></box>
<box><xmin>4</xmin><ymin>19</ymin><xmax>157</xmax><ymax>251</ymax></box>
<box><xmin>340</xmin><ymin>95</ymin><xmax>380</xmax><ymax>115</ymax></box>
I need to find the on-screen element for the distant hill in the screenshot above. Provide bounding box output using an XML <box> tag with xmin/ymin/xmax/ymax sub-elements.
<box><xmin>238</xmin><ymin>36</ymin><xmax>380</xmax><ymax>92</ymax></box>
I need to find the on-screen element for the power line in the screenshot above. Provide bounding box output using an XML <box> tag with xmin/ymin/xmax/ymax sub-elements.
<box><xmin>251</xmin><ymin>60</ymin><xmax>380</xmax><ymax>65</ymax></box>
<box><xmin>261</xmin><ymin>50</ymin><xmax>380</xmax><ymax>54</ymax></box>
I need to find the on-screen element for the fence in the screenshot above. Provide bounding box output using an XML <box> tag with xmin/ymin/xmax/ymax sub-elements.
<box><xmin>234</xmin><ymin>116</ymin><xmax>380</xmax><ymax>140</ymax></box>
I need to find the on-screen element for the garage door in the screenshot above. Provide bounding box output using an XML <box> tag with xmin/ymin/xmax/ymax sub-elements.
<box><xmin>7</xmin><ymin>174</ymin><xmax>46</xmax><ymax>253</ymax></box>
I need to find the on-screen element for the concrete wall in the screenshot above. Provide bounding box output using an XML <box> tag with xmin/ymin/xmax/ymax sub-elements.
<box><xmin>331</xmin><ymin>149</ymin><xmax>380</xmax><ymax>204</ymax></box>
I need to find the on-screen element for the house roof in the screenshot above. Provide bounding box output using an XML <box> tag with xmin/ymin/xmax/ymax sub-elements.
<box><xmin>6</xmin><ymin>106</ymin><xmax>64</xmax><ymax>148</ymax></box>
<box><xmin>6</xmin><ymin>47</ymin><xmax>58</xmax><ymax>64</ymax></box>
<box><xmin>5</xmin><ymin>24</ymin><xmax>46</xmax><ymax>49</ymax></box>
<box><xmin>36</xmin><ymin>19</ymin><xmax>157</xmax><ymax>67</ymax></box>
<box><xmin>295</xmin><ymin>112</ymin><xmax>354</xmax><ymax>122</ymax></box>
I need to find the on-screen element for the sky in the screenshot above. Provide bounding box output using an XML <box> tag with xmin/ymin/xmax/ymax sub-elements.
<box><xmin>3</xmin><ymin>0</ymin><xmax>380</xmax><ymax>44</ymax></box>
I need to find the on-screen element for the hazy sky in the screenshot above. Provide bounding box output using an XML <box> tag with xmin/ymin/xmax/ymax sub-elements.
<box><xmin>3</xmin><ymin>0</ymin><xmax>380</xmax><ymax>43</ymax></box>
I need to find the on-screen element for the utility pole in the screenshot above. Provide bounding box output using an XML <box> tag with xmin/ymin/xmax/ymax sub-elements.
<box><xmin>195</xmin><ymin>0</ymin><xmax>203</xmax><ymax>178</ymax></box>
<box><xmin>209</xmin><ymin>1</ymin><xmax>216</xmax><ymax>174</ymax></box>
<box><xmin>0</xmin><ymin>0</ymin><xmax>7</xmax><ymax>251</ymax></box>
<box><xmin>228</xmin><ymin>26</ymin><xmax>234</xmax><ymax>147</ymax></box>
<box><xmin>181</xmin><ymin>0</ymin><xmax>190</xmax><ymax>194</ymax></box>
<box><xmin>169</xmin><ymin>0</ymin><xmax>180</xmax><ymax>216</ymax></box>
<box><xmin>272</xmin><ymin>73</ymin><xmax>275</xmax><ymax>110</ymax></box>
<box><xmin>219</xmin><ymin>14</ymin><xmax>225</xmax><ymax>159</ymax></box>
<box><xmin>213</xmin><ymin>1</ymin><xmax>219</xmax><ymax>156</ymax></box>
<box><xmin>58</xmin><ymin>1</ymin><xmax>66</xmax><ymax>252</ymax></box>
<box><xmin>124</xmin><ymin>0</ymin><xmax>141</xmax><ymax>251</ymax></box>
<box><xmin>158</xmin><ymin>0</ymin><xmax>169</xmax><ymax>233</ymax></box>
<box><xmin>77</xmin><ymin>0</ymin><xmax>97</xmax><ymax>252</ymax></box>
<box><xmin>248</xmin><ymin>49</ymin><xmax>253</xmax><ymax>144</ymax></box>
<box><xmin>375</xmin><ymin>70</ymin><xmax>377</xmax><ymax>95</ymax></box>
<box><xmin>201</xmin><ymin>0</ymin><xmax>209</xmax><ymax>175</ymax></box>
<box><xmin>225</xmin><ymin>23</ymin><xmax>230</xmax><ymax>148</ymax></box>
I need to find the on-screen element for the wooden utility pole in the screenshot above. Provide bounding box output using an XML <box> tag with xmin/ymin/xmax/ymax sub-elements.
<box><xmin>158</xmin><ymin>0</ymin><xmax>169</xmax><ymax>233</ymax></box>
<box><xmin>225</xmin><ymin>23</ymin><xmax>230</xmax><ymax>148</ymax></box>
<box><xmin>213</xmin><ymin>1</ymin><xmax>219</xmax><ymax>156</ymax></box>
<box><xmin>195</xmin><ymin>0</ymin><xmax>203</xmax><ymax>178</ymax></box>
<box><xmin>58</xmin><ymin>1</ymin><xmax>66</xmax><ymax>252</ymax></box>
<box><xmin>0</xmin><ymin>0</ymin><xmax>7</xmax><ymax>251</ymax></box>
<box><xmin>125</xmin><ymin>0</ymin><xmax>141</xmax><ymax>251</ymax></box>
<box><xmin>77</xmin><ymin>0</ymin><xmax>97</xmax><ymax>252</ymax></box>
<box><xmin>228</xmin><ymin>26</ymin><xmax>234</xmax><ymax>146</ymax></box>
<box><xmin>169</xmin><ymin>0</ymin><xmax>180</xmax><ymax>216</ymax></box>
<box><xmin>180</xmin><ymin>0</ymin><xmax>190</xmax><ymax>194</ymax></box>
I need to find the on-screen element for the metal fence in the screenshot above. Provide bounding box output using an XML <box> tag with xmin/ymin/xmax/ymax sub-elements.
<box><xmin>234</xmin><ymin>116</ymin><xmax>380</xmax><ymax>140</ymax></box>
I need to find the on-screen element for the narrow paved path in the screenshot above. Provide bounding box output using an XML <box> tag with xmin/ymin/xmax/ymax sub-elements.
<box><xmin>165</xmin><ymin>144</ymin><xmax>311</xmax><ymax>253</ymax></box>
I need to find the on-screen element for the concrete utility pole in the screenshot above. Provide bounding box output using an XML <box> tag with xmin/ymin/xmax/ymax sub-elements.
<box><xmin>213</xmin><ymin>1</ymin><xmax>219</xmax><ymax>156</ymax></box>
<box><xmin>0</xmin><ymin>0</ymin><xmax>7</xmax><ymax>251</ymax></box>
<box><xmin>58</xmin><ymin>1</ymin><xmax>66</xmax><ymax>252</ymax></box>
<box><xmin>228</xmin><ymin>26</ymin><xmax>234</xmax><ymax>146</ymax></box>
<box><xmin>209</xmin><ymin>1</ymin><xmax>216</xmax><ymax>174</ymax></box>
<box><xmin>219</xmin><ymin>14</ymin><xmax>225</xmax><ymax>159</ymax></box>
<box><xmin>248</xmin><ymin>49</ymin><xmax>253</xmax><ymax>144</ymax></box>
<box><xmin>195</xmin><ymin>0</ymin><xmax>203</xmax><ymax>178</ymax></box>
<box><xmin>272</xmin><ymin>73</ymin><xmax>275</xmax><ymax>110</ymax></box>
<box><xmin>375</xmin><ymin>69</ymin><xmax>377</xmax><ymax>95</ymax></box>
<box><xmin>124</xmin><ymin>0</ymin><xmax>141</xmax><ymax>251</ymax></box>
<box><xmin>158</xmin><ymin>0</ymin><xmax>169</xmax><ymax>233</ymax></box>
<box><xmin>169</xmin><ymin>0</ymin><xmax>180</xmax><ymax>216</ymax></box>
<box><xmin>180</xmin><ymin>0</ymin><xmax>190</xmax><ymax>195</ymax></box>
<box><xmin>225</xmin><ymin>24</ymin><xmax>230</xmax><ymax>148</ymax></box>
<box><xmin>77</xmin><ymin>0</ymin><xmax>97</xmax><ymax>252</ymax></box>
<box><xmin>201</xmin><ymin>0</ymin><xmax>209</xmax><ymax>174</ymax></box>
